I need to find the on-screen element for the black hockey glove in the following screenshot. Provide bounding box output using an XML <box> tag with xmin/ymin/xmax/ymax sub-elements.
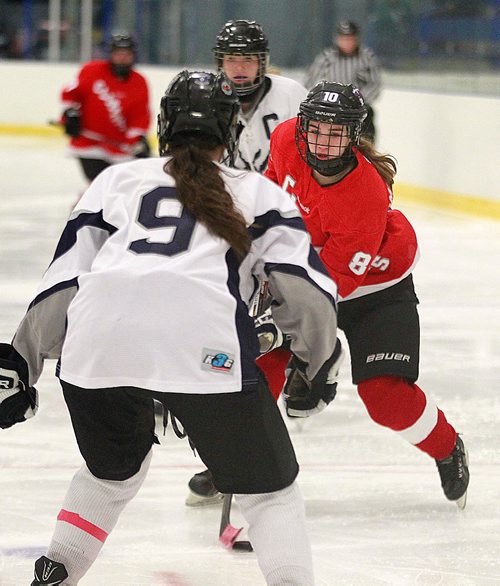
<box><xmin>62</xmin><ymin>107</ymin><xmax>82</xmax><ymax>137</ymax></box>
<box><xmin>254</xmin><ymin>308</ymin><xmax>284</xmax><ymax>354</ymax></box>
<box><xmin>132</xmin><ymin>135</ymin><xmax>151</xmax><ymax>158</ymax></box>
<box><xmin>0</xmin><ymin>343</ymin><xmax>38</xmax><ymax>429</ymax></box>
<box><xmin>284</xmin><ymin>339</ymin><xmax>344</xmax><ymax>418</ymax></box>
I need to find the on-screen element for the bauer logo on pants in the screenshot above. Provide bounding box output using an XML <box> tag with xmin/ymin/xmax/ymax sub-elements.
<box><xmin>201</xmin><ymin>348</ymin><xmax>235</xmax><ymax>374</ymax></box>
<box><xmin>366</xmin><ymin>352</ymin><xmax>410</xmax><ymax>363</ymax></box>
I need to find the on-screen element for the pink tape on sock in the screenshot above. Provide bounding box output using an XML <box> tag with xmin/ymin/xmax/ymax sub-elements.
<box><xmin>57</xmin><ymin>509</ymin><xmax>108</xmax><ymax>543</ymax></box>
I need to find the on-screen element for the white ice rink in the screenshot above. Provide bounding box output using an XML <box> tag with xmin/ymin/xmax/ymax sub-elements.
<box><xmin>1</xmin><ymin>135</ymin><xmax>499</xmax><ymax>585</ymax></box>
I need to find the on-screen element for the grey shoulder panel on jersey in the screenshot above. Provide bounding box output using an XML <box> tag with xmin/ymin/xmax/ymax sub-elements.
<box><xmin>268</xmin><ymin>271</ymin><xmax>337</xmax><ymax>380</ymax></box>
<box><xmin>13</xmin><ymin>286</ymin><xmax>78</xmax><ymax>386</ymax></box>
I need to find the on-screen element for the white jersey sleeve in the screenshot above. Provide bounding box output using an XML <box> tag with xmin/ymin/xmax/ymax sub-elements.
<box><xmin>235</xmin><ymin>75</ymin><xmax>308</xmax><ymax>173</ymax></box>
<box><xmin>12</xmin><ymin>168</ymin><xmax>119</xmax><ymax>386</ymax></box>
<box><xmin>227</xmin><ymin>170</ymin><xmax>338</xmax><ymax>380</ymax></box>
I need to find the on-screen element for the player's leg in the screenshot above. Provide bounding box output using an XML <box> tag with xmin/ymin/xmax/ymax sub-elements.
<box><xmin>340</xmin><ymin>275</ymin><xmax>469</xmax><ymax>505</ymax></box>
<box><xmin>166</xmin><ymin>375</ymin><xmax>314</xmax><ymax>585</ymax></box>
<box><xmin>185</xmin><ymin>348</ymin><xmax>291</xmax><ymax>507</ymax></box>
<box><xmin>31</xmin><ymin>382</ymin><xmax>156</xmax><ymax>585</ymax></box>
<box><xmin>78</xmin><ymin>158</ymin><xmax>111</xmax><ymax>181</ymax></box>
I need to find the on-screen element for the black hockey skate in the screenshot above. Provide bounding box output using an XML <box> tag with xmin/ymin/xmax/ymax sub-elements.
<box><xmin>185</xmin><ymin>468</ymin><xmax>223</xmax><ymax>507</ymax></box>
<box><xmin>31</xmin><ymin>556</ymin><xmax>68</xmax><ymax>585</ymax></box>
<box><xmin>435</xmin><ymin>435</ymin><xmax>469</xmax><ymax>509</ymax></box>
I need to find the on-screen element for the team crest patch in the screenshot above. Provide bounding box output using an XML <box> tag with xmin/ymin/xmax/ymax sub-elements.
<box><xmin>221</xmin><ymin>81</ymin><xmax>233</xmax><ymax>95</ymax></box>
<box><xmin>201</xmin><ymin>348</ymin><xmax>235</xmax><ymax>374</ymax></box>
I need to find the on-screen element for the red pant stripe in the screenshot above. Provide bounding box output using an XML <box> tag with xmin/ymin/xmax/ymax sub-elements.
<box><xmin>57</xmin><ymin>509</ymin><xmax>108</xmax><ymax>543</ymax></box>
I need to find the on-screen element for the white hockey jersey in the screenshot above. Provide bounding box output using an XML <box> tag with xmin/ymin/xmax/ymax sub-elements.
<box><xmin>13</xmin><ymin>157</ymin><xmax>338</xmax><ymax>395</ymax></box>
<box><xmin>234</xmin><ymin>74</ymin><xmax>308</xmax><ymax>173</ymax></box>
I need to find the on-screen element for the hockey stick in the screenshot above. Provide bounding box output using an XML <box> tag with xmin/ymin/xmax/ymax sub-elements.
<box><xmin>250</xmin><ymin>279</ymin><xmax>269</xmax><ymax>318</ymax></box>
<box><xmin>48</xmin><ymin>120</ymin><xmax>135</xmax><ymax>155</ymax></box>
<box><xmin>219</xmin><ymin>494</ymin><xmax>253</xmax><ymax>552</ymax></box>
<box><xmin>217</xmin><ymin>283</ymin><xmax>269</xmax><ymax>552</ymax></box>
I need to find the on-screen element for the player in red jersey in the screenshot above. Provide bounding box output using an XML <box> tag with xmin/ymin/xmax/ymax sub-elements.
<box><xmin>262</xmin><ymin>81</ymin><xmax>469</xmax><ymax>508</ymax></box>
<box><xmin>60</xmin><ymin>33</ymin><xmax>151</xmax><ymax>183</ymax></box>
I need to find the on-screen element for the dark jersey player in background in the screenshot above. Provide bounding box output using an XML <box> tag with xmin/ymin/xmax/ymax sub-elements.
<box><xmin>263</xmin><ymin>81</ymin><xmax>469</xmax><ymax>509</ymax></box>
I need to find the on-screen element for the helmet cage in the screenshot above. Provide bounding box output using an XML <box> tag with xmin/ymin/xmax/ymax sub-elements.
<box><xmin>157</xmin><ymin>70</ymin><xmax>240</xmax><ymax>164</ymax></box>
<box><xmin>295</xmin><ymin>82</ymin><xmax>367</xmax><ymax>176</ymax></box>
<box><xmin>213</xmin><ymin>20</ymin><xmax>269</xmax><ymax>96</ymax></box>
<box><xmin>110</xmin><ymin>33</ymin><xmax>136</xmax><ymax>53</ymax></box>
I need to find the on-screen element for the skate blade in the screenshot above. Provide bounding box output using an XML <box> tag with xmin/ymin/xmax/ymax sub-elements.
<box><xmin>455</xmin><ymin>445</ymin><xmax>470</xmax><ymax>510</ymax></box>
<box><xmin>185</xmin><ymin>491</ymin><xmax>224</xmax><ymax>507</ymax></box>
<box><xmin>456</xmin><ymin>491</ymin><xmax>467</xmax><ymax>510</ymax></box>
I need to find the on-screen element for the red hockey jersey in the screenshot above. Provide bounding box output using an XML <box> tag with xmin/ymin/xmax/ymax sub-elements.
<box><xmin>61</xmin><ymin>60</ymin><xmax>150</xmax><ymax>163</ymax></box>
<box><xmin>265</xmin><ymin>118</ymin><xmax>419</xmax><ymax>301</ymax></box>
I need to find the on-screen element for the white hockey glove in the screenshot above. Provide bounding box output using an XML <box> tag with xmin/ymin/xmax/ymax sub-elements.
<box><xmin>284</xmin><ymin>339</ymin><xmax>344</xmax><ymax>418</ymax></box>
<box><xmin>254</xmin><ymin>308</ymin><xmax>284</xmax><ymax>354</ymax></box>
<box><xmin>0</xmin><ymin>343</ymin><xmax>38</xmax><ymax>429</ymax></box>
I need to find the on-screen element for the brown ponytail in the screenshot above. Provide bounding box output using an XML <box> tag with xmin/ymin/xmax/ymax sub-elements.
<box><xmin>165</xmin><ymin>135</ymin><xmax>251</xmax><ymax>259</ymax></box>
<box><xmin>357</xmin><ymin>138</ymin><xmax>397</xmax><ymax>187</ymax></box>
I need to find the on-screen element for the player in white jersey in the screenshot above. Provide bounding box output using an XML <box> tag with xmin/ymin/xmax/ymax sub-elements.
<box><xmin>0</xmin><ymin>71</ymin><xmax>342</xmax><ymax>586</ymax></box>
<box><xmin>184</xmin><ymin>19</ymin><xmax>309</xmax><ymax>506</ymax></box>
<box><xmin>213</xmin><ymin>19</ymin><xmax>308</xmax><ymax>173</ymax></box>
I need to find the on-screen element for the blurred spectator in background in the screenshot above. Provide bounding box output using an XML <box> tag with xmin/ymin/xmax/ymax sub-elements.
<box><xmin>368</xmin><ymin>0</ymin><xmax>417</xmax><ymax>68</ymax></box>
<box><xmin>60</xmin><ymin>33</ymin><xmax>151</xmax><ymax>184</ymax></box>
<box><xmin>32</xmin><ymin>19</ymin><xmax>71</xmax><ymax>59</ymax></box>
<box><xmin>304</xmin><ymin>20</ymin><xmax>381</xmax><ymax>142</ymax></box>
<box><xmin>429</xmin><ymin>0</ymin><xmax>489</xmax><ymax>17</ymax></box>
<box><xmin>0</xmin><ymin>19</ymin><xmax>20</xmax><ymax>58</ymax></box>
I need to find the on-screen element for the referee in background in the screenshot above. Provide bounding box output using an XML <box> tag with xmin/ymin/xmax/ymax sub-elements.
<box><xmin>304</xmin><ymin>20</ymin><xmax>381</xmax><ymax>142</ymax></box>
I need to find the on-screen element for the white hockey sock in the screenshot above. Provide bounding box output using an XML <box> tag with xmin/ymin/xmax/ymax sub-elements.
<box><xmin>45</xmin><ymin>448</ymin><xmax>152</xmax><ymax>585</ymax></box>
<box><xmin>235</xmin><ymin>481</ymin><xmax>314</xmax><ymax>586</ymax></box>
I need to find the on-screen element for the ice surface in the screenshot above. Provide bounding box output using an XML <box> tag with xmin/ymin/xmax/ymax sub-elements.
<box><xmin>1</xmin><ymin>136</ymin><xmax>499</xmax><ymax>585</ymax></box>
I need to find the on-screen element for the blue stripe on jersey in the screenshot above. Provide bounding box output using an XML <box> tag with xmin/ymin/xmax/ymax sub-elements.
<box><xmin>249</xmin><ymin>209</ymin><xmax>308</xmax><ymax>240</ymax></box>
<box><xmin>51</xmin><ymin>211</ymin><xmax>118</xmax><ymax>263</ymax></box>
<box><xmin>225</xmin><ymin>249</ymin><xmax>260</xmax><ymax>391</ymax></box>
<box><xmin>307</xmin><ymin>245</ymin><xmax>331</xmax><ymax>278</ymax></box>
<box><xmin>28</xmin><ymin>278</ymin><xmax>79</xmax><ymax>310</ymax></box>
<box><xmin>264</xmin><ymin>262</ymin><xmax>337</xmax><ymax>308</ymax></box>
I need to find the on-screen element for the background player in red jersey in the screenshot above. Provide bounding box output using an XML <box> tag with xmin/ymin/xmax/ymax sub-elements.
<box><xmin>60</xmin><ymin>33</ymin><xmax>151</xmax><ymax>183</ymax></box>
<box><xmin>262</xmin><ymin>81</ymin><xmax>469</xmax><ymax>509</ymax></box>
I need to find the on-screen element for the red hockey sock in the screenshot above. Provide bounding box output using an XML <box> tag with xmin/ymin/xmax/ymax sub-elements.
<box><xmin>357</xmin><ymin>376</ymin><xmax>456</xmax><ymax>459</ymax></box>
<box><xmin>257</xmin><ymin>348</ymin><xmax>291</xmax><ymax>401</ymax></box>
<box><xmin>416</xmin><ymin>409</ymin><xmax>457</xmax><ymax>460</ymax></box>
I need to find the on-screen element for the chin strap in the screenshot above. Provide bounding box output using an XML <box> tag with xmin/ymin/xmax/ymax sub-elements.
<box><xmin>307</xmin><ymin>146</ymin><xmax>356</xmax><ymax>176</ymax></box>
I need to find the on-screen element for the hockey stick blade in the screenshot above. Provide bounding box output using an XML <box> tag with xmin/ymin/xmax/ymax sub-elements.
<box><xmin>219</xmin><ymin>494</ymin><xmax>253</xmax><ymax>552</ymax></box>
<box><xmin>232</xmin><ymin>540</ymin><xmax>253</xmax><ymax>552</ymax></box>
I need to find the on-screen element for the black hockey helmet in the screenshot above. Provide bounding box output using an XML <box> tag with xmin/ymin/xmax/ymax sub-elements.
<box><xmin>295</xmin><ymin>81</ymin><xmax>367</xmax><ymax>176</ymax></box>
<box><xmin>157</xmin><ymin>70</ymin><xmax>240</xmax><ymax>162</ymax></box>
<box><xmin>336</xmin><ymin>20</ymin><xmax>359</xmax><ymax>36</ymax></box>
<box><xmin>109</xmin><ymin>33</ymin><xmax>136</xmax><ymax>78</ymax></box>
<box><xmin>213</xmin><ymin>19</ymin><xmax>269</xmax><ymax>96</ymax></box>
